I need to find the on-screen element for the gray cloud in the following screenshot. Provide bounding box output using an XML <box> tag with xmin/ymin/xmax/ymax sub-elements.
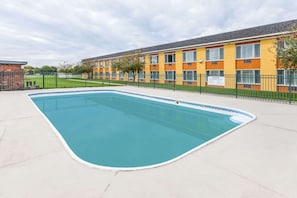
<box><xmin>0</xmin><ymin>0</ymin><xmax>296</xmax><ymax>66</ymax></box>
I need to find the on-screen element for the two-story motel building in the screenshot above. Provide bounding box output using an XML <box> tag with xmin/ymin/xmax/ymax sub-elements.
<box><xmin>82</xmin><ymin>19</ymin><xmax>297</xmax><ymax>92</ymax></box>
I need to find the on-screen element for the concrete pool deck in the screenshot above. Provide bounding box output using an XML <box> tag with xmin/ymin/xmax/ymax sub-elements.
<box><xmin>0</xmin><ymin>86</ymin><xmax>296</xmax><ymax>198</ymax></box>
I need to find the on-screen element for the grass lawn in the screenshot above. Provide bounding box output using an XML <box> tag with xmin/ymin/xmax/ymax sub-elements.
<box><xmin>24</xmin><ymin>75</ymin><xmax>297</xmax><ymax>102</ymax></box>
<box><xmin>24</xmin><ymin>75</ymin><xmax>119</xmax><ymax>89</ymax></box>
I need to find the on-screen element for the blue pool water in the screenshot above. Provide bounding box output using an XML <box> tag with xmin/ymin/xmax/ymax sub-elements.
<box><xmin>31</xmin><ymin>91</ymin><xmax>251</xmax><ymax>169</ymax></box>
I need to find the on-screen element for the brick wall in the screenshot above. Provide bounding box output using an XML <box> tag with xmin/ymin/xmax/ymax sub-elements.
<box><xmin>0</xmin><ymin>64</ymin><xmax>22</xmax><ymax>72</ymax></box>
<box><xmin>0</xmin><ymin>64</ymin><xmax>24</xmax><ymax>90</ymax></box>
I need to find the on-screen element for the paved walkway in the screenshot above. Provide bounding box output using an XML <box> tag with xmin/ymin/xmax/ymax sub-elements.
<box><xmin>0</xmin><ymin>86</ymin><xmax>296</xmax><ymax>198</ymax></box>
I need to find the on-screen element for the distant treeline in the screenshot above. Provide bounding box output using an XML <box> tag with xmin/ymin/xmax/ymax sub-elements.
<box><xmin>23</xmin><ymin>63</ymin><xmax>93</xmax><ymax>74</ymax></box>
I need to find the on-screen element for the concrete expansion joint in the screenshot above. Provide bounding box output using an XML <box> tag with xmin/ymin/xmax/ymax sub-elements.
<box><xmin>0</xmin><ymin>149</ymin><xmax>64</xmax><ymax>170</ymax></box>
<box><xmin>260</xmin><ymin>123</ymin><xmax>297</xmax><ymax>134</ymax></box>
<box><xmin>0</xmin><ymin>126</ymin><xmax>6</xmax><ymax>144</ymax></box>
<box><xmin>4</xmin><ymin>115</ymin><xmax>36</xmax><ymax>122</ymax></box>
<box><xmin>203</xmin><ymin>157</ymin><xmax>287</xmax><ymax>198</ymax></box>
<box><xmin>99</xmin><ymin>171</ymin><xmax>119</xmax><ymax>198</ymax></box>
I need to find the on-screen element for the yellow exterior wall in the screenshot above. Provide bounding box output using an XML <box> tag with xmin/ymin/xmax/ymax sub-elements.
<box><xmin>197</xmin><ymin>48</ymin><xmax>206</xmax><ymax>86</ymax></box>
<box><xmin>260</xmin><ymin>38</ymin><xmax>277</xmax><ymax>91</ymax></box>
<box><xmin>175</xmin><ymin>50</ymin><xmax>183</xmax><ymax>85</ymax></box>
<box><xmin>224</xmin><ymin>44</ymin><xmax>236</xmax><ymax>89</ymax></box>
<box><xmin>159</xmin><ymin>52</ymin><xmax>165</xmax><ymax>83</ymax></box>
<box><xmin>260</xmin><ymin>38</ymin><xmax>277</xmax><ymax>75</ymax></box>
<box><xmin>144</xmin><ymin>54</ymin><xmax>150</xmax><ymax>83</ymax></box>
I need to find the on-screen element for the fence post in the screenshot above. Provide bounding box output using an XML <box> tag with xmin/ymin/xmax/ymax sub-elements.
<box><xmin>42</xmin><ymin>72</ymin><xmax>45</xmax><ymax>88</ymax></box>
<box><xmin>55</xmin><ymin>72</ymin><xmax>58</xmax><ymax>88</ymax></box>
<box><xmin>235</xmin><ymin>73</ymin><xmax>238</xmax><ymax>98</ymax></box>
<box><xmin>199</xmin><ymin>74</ymin><xmax>202</xmax><ymax>94</ymax></box>
<box><xmin>289</xmin><ymin>70</ymin><xmax>292</xmax><ymax>104</ymax></box>
<box><xmin>173</xmin><ymin>80</ymin><xmax>176</xmax><ymax>91</ymax></box>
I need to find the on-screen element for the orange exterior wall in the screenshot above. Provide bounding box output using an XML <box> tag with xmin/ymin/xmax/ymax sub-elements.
<box><xmin>236</xmin><ymin>59</ymin><xmax>260</xmax><ymax>69</ymax></box>
<box><xmin>206</xmin><ymin>61</ymin><xmax>224</xmax><ymax>70</ymax></box>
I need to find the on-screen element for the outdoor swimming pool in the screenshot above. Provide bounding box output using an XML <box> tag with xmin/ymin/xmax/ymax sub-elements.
<box><xmin>30</xmin><ymin>90</ymin><xmax>255</xmax><ymax>170</ymax></box>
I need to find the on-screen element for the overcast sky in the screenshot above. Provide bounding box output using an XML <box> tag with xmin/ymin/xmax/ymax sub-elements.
<box><xmin>0</xmin><ymin>0</ymin><xmax>296</xmax><ymax>67</ymax></box>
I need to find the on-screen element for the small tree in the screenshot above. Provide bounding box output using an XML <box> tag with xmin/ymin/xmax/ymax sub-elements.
<box><xmin>23</xmin><ymin>65</ymin><xmax>35</xmax><ymax>74</ymax></box>
<box><xmin>81</xmin><ymin>62</ymin><xmax>95</xmax><ymax>79</ymax></box>
<box><xmin>277</xmin><ymin>24</ymin><xmax>297</xmax><ymax>70</ymax></box>
<box><xmin>277</xmin><ymin>24</ymin><xmax>297</xmax><ymax>93</ymax></box>
<box><xmin>112</xmin><ymin>50</ymin><xmax>145</xmax><ymax>82</ymax></box>
<box><xmin>40</xmin><ymin>65</ymin><xmax>56</xmax><ymax>73</ymax></box>
<box><xmin>58</xmin><ymin>61</ymin><xmax>73</xmax><ymax>78</ymax></box>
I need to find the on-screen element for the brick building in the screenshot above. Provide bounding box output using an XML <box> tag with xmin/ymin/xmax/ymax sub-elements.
<box><xmin>0</xmin><ymin>60</ymin><xmax>27</xmax><ymax>90</ymax></box>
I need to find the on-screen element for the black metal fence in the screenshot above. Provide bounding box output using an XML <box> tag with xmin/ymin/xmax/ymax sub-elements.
<box><xmin>94</xmin><ymin>73</ymin><xmax>297</xmax><ymax>104</ymax></box>
<box><xmin>1</xmin><ymin>71</ymin><xmax>296</xmax><ymax>104</ymax></box>
<box><xmin>23</xmin><ymin>72</ymin><xmax>114</xmax><ymax>89</ymax></box>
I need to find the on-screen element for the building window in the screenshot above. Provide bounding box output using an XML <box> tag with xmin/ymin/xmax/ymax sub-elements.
<box><xmin>112</xmin><ymin>60</ymin><xmax>116</xmax><ymax>66</ymax></box>
<box><xmin>165</xmin><ymin>71</ymin><xmax>176</xmax><ymax>81</ymax></box>
<box><xmin>99</xmin><ymin>61</ymin><xmax>103</xmax><ymax>68</ymax></box>
<box><xmin>277</xmin><ymin>70</ymin><xmax>297</xmax><ymax>86</ymax></box>
<box><xmin>127</xmin><ymin>58</ymin><xmax>132</xmax><ymax>65</ymax></box>
<box><xmin>183</xmin><ymin>51</ymin><xmax>196</xmax><ymax>63</ymax></box>
<box><xmin>105</xmin><ymin>72</ymin><xmax>110</xmax><ymax>79</ymax></box>
<box><xmin>183</xmin><ymin>70</ymin><xmax>197</xmax><ymax>81</ymax></box>
<box><xmin>236</xmin><ymin>70</ymin><xmax>260</xmax><ymax>84</ymax></box>
<box><xmin>119</xmin><ymin>72</ymin><xmax>124</xmax><ymax>79</ymax></box>
<box><xmin>128</xmin><ymin>72</ymin><xmax>134</xmax><ymax>80</ymax></box>
<box><xmin>236</xmin><ymin>43</ymin><xmax>260</xmax><ymax>59</ymax></box>
<box><xmin>139</xmin><ymin>56</ymin><xmax>145</xmax><ymax>64</ymax></box>
<box><xmin>150</xmin><ymin>55</ymin><xmax>159</xmax><ymax>64</ymax></box>
<box><xmin>165</xmin><ymin>53</ymin><xmax>176</xmax><ymax>64</ymax></box>
<box><xmin>112</xmin><ymin>71</ymin><xmax>116</xmax><ymax>78</ymax></box>
<box><xmin>99</xmin><ymin>72</ymin><xmax>103</xmax><ymax>78</ymax></box>
<box><xmin>206</xmin><ymin>70</ymin><xmax>224</xmax><ymax>78</ymax></box>
<box><xmin>206</xmin><ymin>48</ymin><xmax>224</xmax><ymax>61</ymax></box>
<box><xmin>105</xmin><ymin>60</ymin><xmax>109</xmax><ymax>68</ymax></box>
<box><xmin>150</xmin><ymin>71</ymin><xmax>159</xmax><ymax>80</ymax></box>
<box><xmin>138</xmin><ymin>71</ymin><xmax>145</xmax><ymax>79</ymax></box>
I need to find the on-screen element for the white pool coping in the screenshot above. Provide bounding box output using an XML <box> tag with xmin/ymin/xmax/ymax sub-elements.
<box><xmin>28</xmin><ymin>89</ymin><xmax>256</xmax><ymax>171</ymax></box>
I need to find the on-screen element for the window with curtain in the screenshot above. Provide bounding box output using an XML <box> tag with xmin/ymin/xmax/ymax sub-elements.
<box><xmin>119</xmin><ymin>72</ymin><xmax>124</xmax><ymax>78</ymax></box>
<box><xmin>150</xmin><ymin>71</ymin><xmax>159</xmax><ymax>80</ymax></box>
<box><xmin>112</xmin><ymin>71</ymin><xmax>116</xmax><ymax>78</ymax></box>
<box><xmin>150</xmin><ymin>55</ymin><xmax>159</xmax><ymax>64</ymax></box>
<box><xmin>206</xmin><ymin>48</ymin><xmax>224</xmax><ymax>61</ymax></box>
<box><xmin>128</xmin><ymin>72</ymin><xmax>134</xmax><ymax>79</ymax></box>
<box><xmin>183</xmin><ymin>51</ymin><xmax>196</xmax><ymax>62</ymax></box>
<box><xmin>277</xmin><ymin>70</ymin><xmax>297</xmax><ymax>86</ymax></box>
<box><xmin>105</xmin><ymin>60</ymin><xmax>109</xmax><ymax>68</ymax></box>
<box><xmin>183</xmin><ymin>70</ymin><xmax>197</xmax><ymax>81</ymax></box>
<box><xmin>165</xmin><ymin>71</ymin><xmax>176</xmax><ymax>80</ymax></box>
<box><xmin>138</xmin><ymin>71</ymin><xmax>145</xmax><ymax>79</ymax></box>
<box><xmin>165</xmin><ymin>53</ymin><xmax>176</xmax><ymax>63</ymax></box>
<box><xmin>236</xmin><ymin>70</ymin><xmax>260</xmax><ymax>84</ymax></box>
<box><xmin>236</xmin><ymin>43</ymin><xmax>260</xmax><ymax>59</ymax></box>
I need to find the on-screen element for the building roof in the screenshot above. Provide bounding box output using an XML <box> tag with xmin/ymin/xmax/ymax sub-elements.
<box><xmin>82</xmin><ymin>19</ymin><xmax>297</xmax><ymax>62</ymax></box>
<box><xmin>0</xmin><ymin>60</ymin><xmax>28</xmax><ymax>65</ymax></box>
